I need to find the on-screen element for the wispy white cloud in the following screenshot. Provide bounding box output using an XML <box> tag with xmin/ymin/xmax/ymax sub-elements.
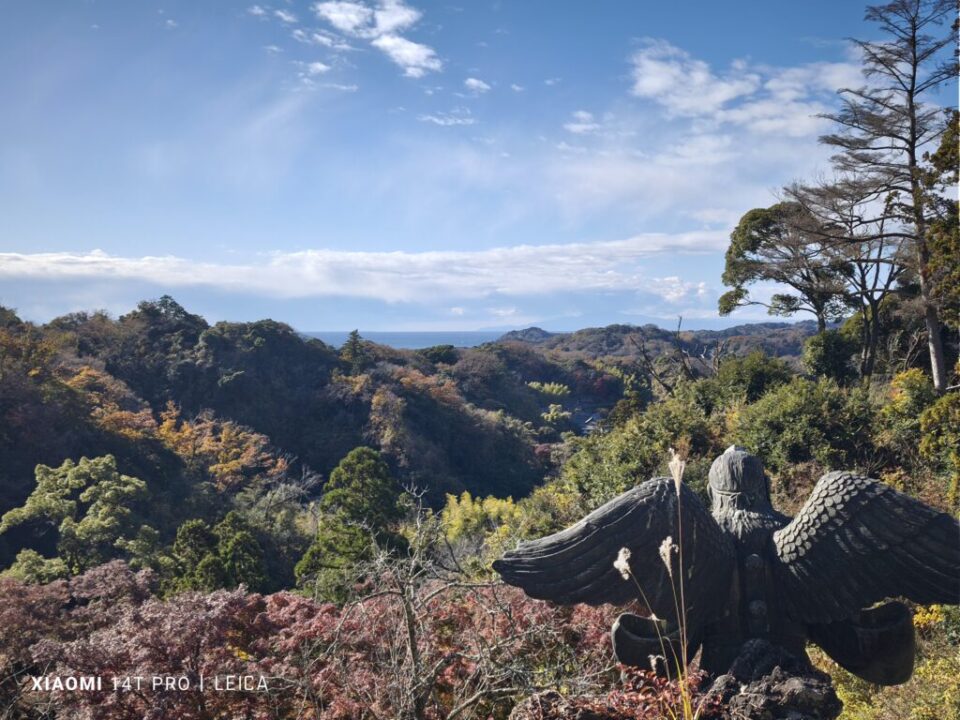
<box><xmin>274</xmin><ymin>9</ymin><xmax>298</xmax><ymax>23</ymax></box>
<box><xmin>312</xmin><ymin>1</ymin><xmax>373</xmax><ymax>33</ymax></box>
<box><xmin>0</xmin><ymin>233</ymin><xmax>727</xmax><ymax>304</ymax></box>
<box><xmin>371</xmin><ymin>34</ymin><xmax>441</xmax><ymax>77</ymax></box>
<box><xmin>510</xmin><ymin>83</ymin><xmax>524</xmax><ymax>92</ymax></box>
<box><xmin>322</xmin><ymin>82</ymin><xmax>359</xmax><ymax>92</ymax></box>
<box><xmin>373</xmin><ymin>0</ymin><xmax>421</xmax><ymax>34</ymax></box>
<box><xmin>538</xmin><ymin>38</ymin><xmax>866</xmax><ymax>226</ymax></box>
<box><xmin>312</xmin><ymin>0</ymin><xmax>441</xmax><ymax>77</ymax></box>
<box><xmin>763</xmin><ymin>62</ymin><xmax>862</xmax><ymax>100</ymax></box>
<box><xmin>630</xmin><ymin>39</ymin><xmax>760</xmax><ymax>116</ymax></box>
<box><xmin>291</xmin><ymin>27</ymin><xmax>354</xmax><ymax>50</ymax></box>
<box><xmin>629</xmin><ymin>38</ymin><xmax>860</xmax><ymax>136</ymax></box>
<box><xmin>563</xmin><ymin>110</ymin><xmax>600</xmax><ymax>134</ymax></box>
<box><xmin>646</xmin><ymin>276</ymin><xmax>709</xmax><ymax>303</ymax></box>
<box><xmin>621</xmin><ymin>278</ymin><xmax>793</xmax><ymax>323</ymax></box>
<box><xmin>307</xmin><ymin>61</ymin><xmax>331</xmax><ymax>75</ymax></box>
<box><xmin>714</xmin><ymin>98</ymin><xmax>828</xmax><ymax>136</ymax></box>
<box><xmin>293</xmin><ymin>60</ymin><xmax>333</xmax><ymax>86</ymax></box>
<box><xmin>464</xmin><ymin>77</ymin><xmax>491</xmax><ymax>94</ymax></box>
<box><xmin>248</xmin><ymin>5</ymin><xmax>268</xmax><ymax>17</ymax></box>
<box><xmin>418</xmin><ymin>107</ymin><xmax>475</xmax><ymax>126</ymax></box>
<box><xmin>548</xmin><ymin>131</ymin><xmax>740</xmax><ymax>218</ymax></box>
<box><xmin>313</xmin><ymin>0</ymin><xmax>420</xmax><ymax>37</ymax></box>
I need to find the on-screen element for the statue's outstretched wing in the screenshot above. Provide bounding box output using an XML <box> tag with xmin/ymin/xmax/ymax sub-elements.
<box><xmin>773</xmin><ymin>471</ymin><xmax>960</xmax><ymax>624</ymax></box>
<box><xmin>493</xmin><ymin>478</ymin><xmax>735</xmax><ymax>630</ymax></box>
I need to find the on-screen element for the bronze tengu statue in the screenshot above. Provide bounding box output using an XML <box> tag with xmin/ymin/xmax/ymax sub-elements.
<box><xmin>494</xmin><ymin>447</ymin><xmax>960</xmax><ymax>684</ymax></box>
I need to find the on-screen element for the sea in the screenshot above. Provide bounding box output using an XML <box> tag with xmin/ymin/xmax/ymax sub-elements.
<box><xmin>304</xmin><ymin>331</ymin><xmax>507</xmax><ymax>349</ymax></box>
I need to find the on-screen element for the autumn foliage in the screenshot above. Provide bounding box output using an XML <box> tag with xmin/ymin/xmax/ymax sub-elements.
<box><xmin>0</xmin><ymin>561</ymin><xmax>623</xmax><ymax>720</ymax></box>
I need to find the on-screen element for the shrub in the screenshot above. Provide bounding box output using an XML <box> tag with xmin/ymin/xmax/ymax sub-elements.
<box><xmin>527</xmin><ymin>381</ymin><xmax>572</xmax><ymax>397</ymax></box>
<box><xmin>731</xmin><ymin>378</ymin><xmax>876</xmax><ymax>474</ymax></box>
<box><xmin>802</xmin><ymin>330</ymin><xmax>859</xmax><ymax>385</ymax></box>
<box><xmin>919</xmin><ymin>390</ymin><xmax>960</xmax><ymax>509</ymax></box>
<box><xmin>876</xmin><ymin>369</ymin><xmax>938</xmax><ymax>472</ymax></box>
<box><xmin>562</xmin><ymin>382</ymin><xmax>720</xmax><ymax>508</ymax></box>
<box><xmin>694</xmin><ymin>351</ymin><xmax>793</xmax><ymax>413</ymax></box>
<box><xmin>418</xmin><ymin>344</ymin><xmax>459</xmax><ymax>365</ymax></box>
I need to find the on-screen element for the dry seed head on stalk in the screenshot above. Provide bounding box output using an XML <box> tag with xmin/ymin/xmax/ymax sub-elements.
<box><xmin>668</xmin><ymin>447</ymin><xmax>686</xmax><ymax>495</ymax></box>
<box><xmin>659</xmin><ymin>536</ymin><xmax>676</xmax><ymax>577</ymax></box>
<box><xmin>614</xmin><ymin>547</ymin><xmax>632</xmax><ymax>580</ymax></box>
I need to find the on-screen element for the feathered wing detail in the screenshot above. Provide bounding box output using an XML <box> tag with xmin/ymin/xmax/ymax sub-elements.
<box><xmin>773</xmin><ymin>471</ymin><xmax>960</xmax><ymax>625</ymax></box>
<box><xmin>492</xmin><ymin>478</ymin><xmax>735</xmax><ymax>631</ymax></box>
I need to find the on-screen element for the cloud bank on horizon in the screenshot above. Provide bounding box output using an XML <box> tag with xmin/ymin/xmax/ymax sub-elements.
<box><xmin>0</xmin><ymin>1</ymin><xmax>953</xmax><ymax>329</ymax></box>
<box><xmin>0</xmin><ymin>233</ymin><xmax>725</xmax><ymax>301</ymax></box>
<box><xmin>0</xmin><ymin>233</ymin><xmax>726</xmax><ymax>330</ymax></box>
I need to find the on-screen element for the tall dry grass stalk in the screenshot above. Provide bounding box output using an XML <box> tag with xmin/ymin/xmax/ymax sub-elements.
<box><xmin>613</xmin><ymin>447</ymin><xmax>706</xmax><ymax>720</ymax></box>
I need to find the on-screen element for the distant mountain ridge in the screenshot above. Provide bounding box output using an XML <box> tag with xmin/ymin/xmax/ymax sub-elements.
<box><xmin>496</xmin><ymin>320</ymin><xmax>820</xmax><ymax>361</ymax></box>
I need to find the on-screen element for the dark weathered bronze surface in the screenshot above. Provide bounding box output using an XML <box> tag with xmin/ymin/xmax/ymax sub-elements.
<box><xmin>493</xmin><ymin>446</ymin><xmax>960</xmax><ymax>685</ymax></box>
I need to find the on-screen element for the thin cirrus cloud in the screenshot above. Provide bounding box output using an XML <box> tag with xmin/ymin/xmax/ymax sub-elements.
<box><xmin>312</xmin><ymin>0</ymin><xmax>442</xmax><ymax>77</ymax></box>
<box><xmin>289</xmin><ymin>27</ymin><xmax>350</xmax><ymax>49</ymax></box>
<box><xmin>418</xmin><ymin>107</ymin><xmax>475</xmax><ymax>126</ymax></box>
<box><xmin>0</xmin><ymin>232</ymin><xmax>726</xmax><ymax>305</ymax></box>
<box><xmin>538</xmin><ymin>38</ymin><xmax>868</xmax><ymax>225</ymax></box>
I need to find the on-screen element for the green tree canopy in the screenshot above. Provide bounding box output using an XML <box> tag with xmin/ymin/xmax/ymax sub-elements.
<box><xmin>296</xmin><ymin>447</ymin><xmax>407</xmax><ymax>600</ymax></box>
<box><xmin>719</xmin><ymin>202</ymin><xmax>847</xmax><ymax>332</ymax></box>
<box><xmin>171</xmin><ymin>512</ymin><xmax>267</xmax><ymax>592</ymax></box>
<box><xmin>319</xmin><ymin>446</ymin><xmax>405</xmax><ymax>528</ymax></box>
<box><xmin>0</xmin><ymin>455</ymin><xmax>152</xmax><ymax>575</ymax></box>
<box><xmin>802</xmin><ymin>330</ymin><xmax>859</xmax><ymax>386</ymax></box>
<box><xmin>711</xmin><ymin>351</ymin><xmax>793</xmax><ymax>405</ymax></box>
<box><xmin>731</xmin><ymin>377</ymin><xmax>874</xmax><ymax>473</ymax></box>
<box><xmin>924</xmin><ymin>111</ymin><xmax>960</xmax><ymax>332</ymax></box>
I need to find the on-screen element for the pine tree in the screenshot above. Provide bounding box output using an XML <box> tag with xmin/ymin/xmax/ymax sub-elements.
<box><xmin>818</xmin><ymin>0</ymin><xmax>957</xmax><ymax>390</ymax></box>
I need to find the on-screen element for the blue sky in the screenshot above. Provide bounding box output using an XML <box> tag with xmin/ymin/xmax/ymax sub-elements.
<box><xmin>0</xmin><ymin>1</ymin><xmax>954</xmax><ymax>331</ymax></box>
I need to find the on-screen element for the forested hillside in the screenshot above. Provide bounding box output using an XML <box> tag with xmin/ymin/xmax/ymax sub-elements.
<box><xmin>0</xmin><ymin>295</ymin><xmax>827</xmax><ymax>543</ymax></box>
<box><xmin>1</xmin><ymin>285</ymin><xmax>957</xmax><ymax>717</ymax></box>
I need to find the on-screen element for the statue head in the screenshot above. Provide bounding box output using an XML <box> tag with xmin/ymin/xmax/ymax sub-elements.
<box><xmin>708</xmin><ymin>445</ymin><xmax>771</xmax><ymax>512</ymax></box>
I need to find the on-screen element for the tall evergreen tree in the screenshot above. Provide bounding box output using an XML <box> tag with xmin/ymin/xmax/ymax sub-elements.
<box><xmin>296</xmin><ymin>447</ymin><xmax>406</xmax><ymax>600</ymax></box>
<box><xmin>818</xmin><ymin>0</ymin><xmax>957</xmax><ymax>390</ymax></box>
<box><xmin>340</xmin><ymin>330</ymin><xmax>369</xmax><ymax>375</ymax></box>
